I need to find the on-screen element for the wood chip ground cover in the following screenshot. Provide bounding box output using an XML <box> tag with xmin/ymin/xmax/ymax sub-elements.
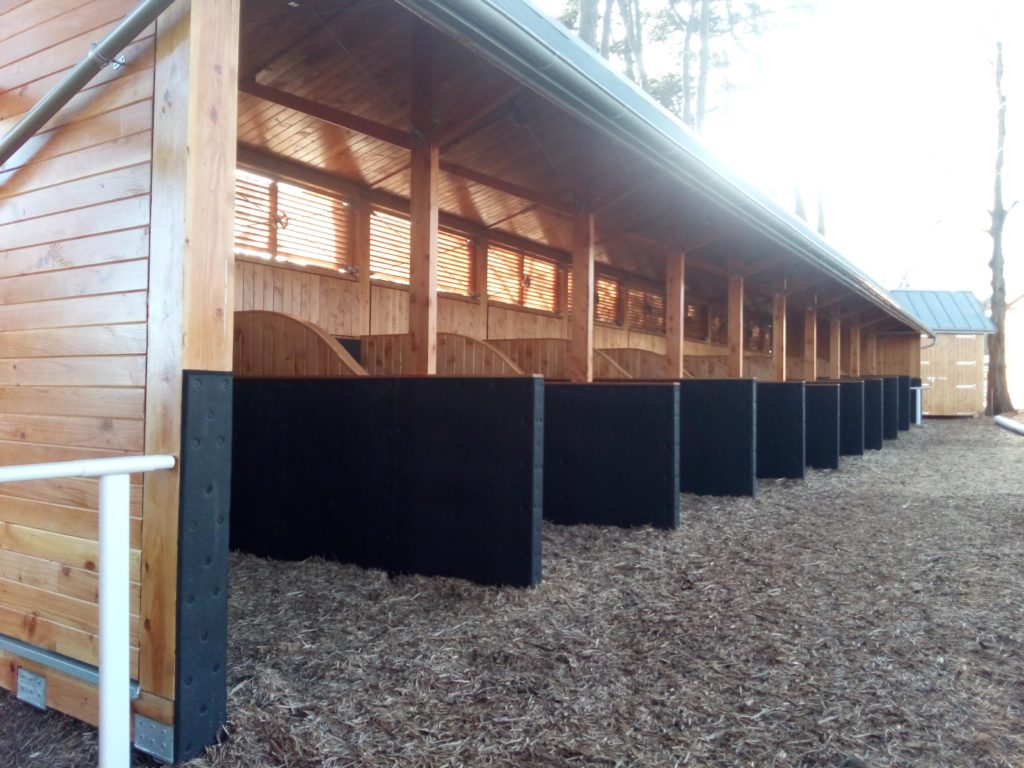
<box><xmin>1</xmin><ymin>418</ymin><xmax>1022</xmax><ymax>767</ymax></box>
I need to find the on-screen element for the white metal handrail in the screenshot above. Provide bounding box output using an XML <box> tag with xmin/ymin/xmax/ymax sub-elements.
<box><xmin>0</xmin><ymin>455</ymin><xmax>176</xmax><ymax>768</ymax></box>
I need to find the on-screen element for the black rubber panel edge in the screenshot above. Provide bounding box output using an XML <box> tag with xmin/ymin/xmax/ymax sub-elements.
<box><xmin>174</xmin><ymin>371</ymin><xmax>232</xmax><ymax>762</ymax></box>
<box><xmin>838</xmin><ymin>381</ymin><xmax>865</xmax><ymax>456</ymax></box>
<box><xmin>897</xmin><ymin>375</ymin><xmax>911</xmax><ymax>431</ymax></box>
<box><xmin>862</xmin><ymin>378</ymin><xmax>884</xmax><ymax>450</ymax></box>
<box><xmin>231</xmin><ymin>377</ymin><xmax>543</xmax><ymax>587</ymax></box>
<box><xmin>755</xmin><ymin>381</ymin><xmax>806</xmax><ymax>479</ymax></box>
<box><xmin>544</xmin><ymin>383</ymin><xmax>680</xmax><ymax>529</ymax></box>
<box><xmin>882</xmin><ymin>376</ymin><xmax>900</xmax><ymax>440</ymax></box>
<box><xmin>805</xmin><ymin>384</ymin><xmax>840</xmax><ymax>469</ymax></box>
<box><xmin>679</xmin><ymin>379</ymin><xmax>757</xmax><ymax>497</ymax></box>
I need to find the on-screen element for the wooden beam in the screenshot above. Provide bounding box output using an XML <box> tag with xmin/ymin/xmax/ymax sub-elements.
<box><xmin>803</xmin><ymin>306</ymin><xmax>818</xmax><ymax>380</ymax></box>
<box><xmin>569</xmin><ymin>211</ymin><xmax>595</xmax><ymax>383</ymax></box>
<box><xmin>408</xmin><ymin>22</ymin><xmax>438</xmax><ymax>375</ymax></box>
<box><xmin>727</xmin><ymin>258</ymin><xmax>744</xmax><ymax>378</ymax></box>
<box><xmin>474</xmin><ymin>235</ymin><xmax>489</xmax><ymax>335</ymax></box>
<box><xmin>665</xmin><ymin>252</ymin><xmax>686</xmax><ymax>378</ymax></box>
<box><xmin>744</xmin><ymin>255</ymin><xmax>782</xmax><ymax>278</ymax></box>
<box><xmin>828</xmin><ymin>312</ymin><xmax>842</xmax><ymax>379</ymax></box>
<box><xmin>686</xmin><ymin>254</ymin><xmax>730</xmax><ymax>277</ymax></box>
<box><xmin>353</xmin><ymin>193</ymin><xmax>371</xmax><ymax>334</ymax></box>
<box><xmin>144</xmin><ymin>0</ymin><xmax>240</xmax><ymax>699</ymax></box>
<box><xmin>439</xmin><ymin>160</ymin><xmax>572</xmax><ymax>216</ymax></box>
<box><xmin>240</xmin><ymin>81</ymin><xmax>414</xmax><ymax>149</ymax></box>
<box><xmin>773</xmin><ymin>292</ymin><xmax>787</xmax><ymax>381</ymax></box>
<box><xmin>849</xmin><ymin>324</ymin><xmax>862</xmax><ymax>377</ymax></box>
<box><xmin>435</xmin><ymin>82</ymin><xmax>520</xmax><ymax>148</ymax></box>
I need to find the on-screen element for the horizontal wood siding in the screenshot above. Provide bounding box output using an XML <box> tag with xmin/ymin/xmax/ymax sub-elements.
<box><xmin>0</xmin><ymin>0</ymin><xmax>153</xmax><ymax>674</ymax></box>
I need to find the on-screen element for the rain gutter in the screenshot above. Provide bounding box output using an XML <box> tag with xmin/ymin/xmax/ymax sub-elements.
<box><xmin>0</xmin><ymin>0</ymin><xmax>176</xmax><ymax>168</ymax></box>
<box><xmin>397</xmin><ymin>0</ymin><xmax>933</xmax><ymax>337</ymax></box>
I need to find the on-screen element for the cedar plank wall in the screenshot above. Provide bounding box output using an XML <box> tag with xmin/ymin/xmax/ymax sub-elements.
<box><xmin>0</xmin><ymin>0</ymin><xmax>153</xmax><ymax>680</ymax></box>
<box><xmin>235</xmin><ymin>260</ymin><xmax>718</xmax><ymax>357</ymax></box>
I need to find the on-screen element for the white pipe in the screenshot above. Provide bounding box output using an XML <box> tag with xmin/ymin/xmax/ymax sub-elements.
<box><xmin>0</xmin><ymin>454</ymin><xmax>174</xmax><ymax>483</ymax></box>
<box><xmin>99</xmin><ymin>474</ymin><xmax>131</xmax><ymax>768</ymax></box>
<box><xmin>0</xmin><ymin>455</ymin><xmax>175</xmax><ymax>768</ymax></box>
<box><xmin>995</xmin><ymin>415</ymin><xmax>1024</xmax><ymax>436</ymax></box>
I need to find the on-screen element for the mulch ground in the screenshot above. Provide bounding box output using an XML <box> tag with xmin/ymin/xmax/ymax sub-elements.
<box><xmin>1</xmin><ymin>418</ymin><xmax>1022</xmax><ymax>767</ymax></box>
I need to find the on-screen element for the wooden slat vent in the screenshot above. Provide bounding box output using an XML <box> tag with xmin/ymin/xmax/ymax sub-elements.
<box><xmin>368</xmin><ymin>209</ymin><xmax>474</xmax><ymax>296</ymax></box>
<box><xmin>234</xmin><ymin>169</ymin><xmax>352</xmax><ymax>272</ymax></box>
<box><xmin>488</xmin><ymin>244</ymin><xmax>558</xmax><ymax>312</ymax></box>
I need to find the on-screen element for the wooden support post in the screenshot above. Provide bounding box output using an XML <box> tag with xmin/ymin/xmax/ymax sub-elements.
<box><xmin>829</xmin><ymin>312</ymin><xmax>842</xmax><ymax>379</ymax></box>
<box><xmin>408</xmin><ymin>22</ymin><xmax>438</xmax><ymax>374</ymax></box>
<box><xmin>569</xmin><ymin>211</ymin><xmax>595</xmax><ymax>382</ymax></box>
<box><xmin>474</xmin><ymin>236</ymin><xmax>489</xmax><ymax>339</ymax></box>
<box><xmin>727</xmin><ymin>259</ymin><xmax>744</xmax><ymax>378</ymax></box>
<box><xmin>864</xmin><ymin>333</ymin><xmax>878</xmax><ymax>375</ymax></box>
<box><xmin>353</xmin><ymin>193</ymin><xmax>372</xmax><ymax>335</ymax></box>
<box><xmin>849</xmin><ymin>325</ymin><xmax>862</xmax><ymax>377</ymax></box>
<box><xmin>773</xmin><ymin>292</ymin><xmax>787</xmax><ymax>381</ymax></box>
<box><xmin>145</xmin><ymin>0</ymin><xmax>240</xmax><ymax>699</ymax></box>
<box><xmin>803</xmin><ymin>307</ymin><xmax>818</xmax><ymax>381</ymax></box>
<box><xmin>558</xmin><ymin>266</ymin><xmax>570</xmax><ymax>339</ymax></box>
<box><xmin>665</xmin><ymin>251</ymin><xmax>686</xmax><ymax>379</ymax></box>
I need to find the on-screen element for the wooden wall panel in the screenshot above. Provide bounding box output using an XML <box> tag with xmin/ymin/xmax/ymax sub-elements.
<box><xmin>233</xmin><ymin>310</ymin><xmax>366</xmax><ymax>377</ymax></box>
<box><xmin>921</xmin><ymin>334</ymin><xmax>985</xmax><ymax>416</ymax></box>
<box><xmin>487</xmin><ymin>305</ymin><xmax>564</xmax><ymax>339</ymax></box>
<box><xmin>0</xmin><ymin>0</ymin><xmax>153</xmax><ymax>688</ymax></box>
<box><xmin>877</xmin><ymin>335</ymin><xmax>920</xmax><ymax>377</ymax></box>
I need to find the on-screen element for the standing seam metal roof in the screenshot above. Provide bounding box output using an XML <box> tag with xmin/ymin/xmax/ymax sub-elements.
<box><xmin>396</xmin><ymin>0</ymin><xmax>934</xmax><ymax>337</ymax></box>
<box><xmin>889</xmin><ymin>291</ymin><xmax>995</xmax><ymax>334</ymax></box>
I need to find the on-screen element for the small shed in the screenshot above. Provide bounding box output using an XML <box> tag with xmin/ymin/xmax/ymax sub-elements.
<box><xmin>891</xmin><ymin>290</ymin><xmax>995</xmax><ymax>416</ymax></box>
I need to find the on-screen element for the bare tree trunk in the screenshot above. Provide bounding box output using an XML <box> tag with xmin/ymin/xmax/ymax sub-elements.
<box><xmin>578</xmin><ymin>0</ymin><xmax>600</xmax><ymax>48</ymax></box>
<box><xmin>669</xmin><ymin>0</ymin><xmax>698</xmax><ymax>128</ymax></box>
<box><xmin>631</xmin><ymin>0</ymin><xmax>649</xmax><ymax>90</ymax></box>
<box><xmin>600</xmin><ymin>0</ymin><xmax>615</xmax><ymax>57</ymax></box>
<box><xmin>617</xmin><ymin>0</ymin><xmax>637</xmax><ymax>81</ymax></box>
<box><xmin>696</xmin><ymin>0</ymin><xmax>711</xmax><ymax>132</ymax></box>
<box><xmin>793</xmin><ymin>185</ymin><xmax>807</xmax><ymax>222</ymax></box>
<box><xmin>617</xmin><ymin>0</ymin><xmax>648</xmax><ymax>89</ymax></box>
<box><xmin>988</xmin><ymin>41</ymin><xmax>1016</xmax><ymax>415</ymax></box>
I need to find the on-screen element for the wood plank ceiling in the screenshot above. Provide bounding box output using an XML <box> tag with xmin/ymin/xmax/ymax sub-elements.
<box><xmin>237</xmin><ymin>0</ymin><xmax>909</xmax><ymax>330</ymax></box>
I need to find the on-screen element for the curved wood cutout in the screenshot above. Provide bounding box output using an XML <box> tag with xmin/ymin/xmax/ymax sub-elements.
<box><xmin>234</xmin><ymin>310</ymin><xmax>367</xmax><ymax>377</ymax></box>
<box><xmin>599</xmin><ymin>348</ymin><xmax>672</xmax><ymax>379</ymax></box>
<box><xmin>361</xmin><ymin>333</ymin><xmax>525</xmax><ymax>376</ymax></box>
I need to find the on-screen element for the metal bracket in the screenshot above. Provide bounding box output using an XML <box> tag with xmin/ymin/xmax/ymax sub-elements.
<box><xmin>90</xmin><ymin>42</ymin><xmax>127</xmax><ymax>70</ymax></box>
<box><xmin>16</xmin><ymin>668</ymin><xmax>46</xmax><ymax>710</ymax></box>
<box><xmin>134</xmin><ymin>715</ymin><xmax>175</xmax><ymax>763</ymax></box>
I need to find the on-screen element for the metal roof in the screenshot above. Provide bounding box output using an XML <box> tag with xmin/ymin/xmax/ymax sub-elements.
<box><xmin>890</xmin><ymin>291</ymin><xmax>995</xmax><ymax>334</ymax></box>
<box><xmin>397</xmin><ymin>0</ymin><xmax>933</xmax><ymax>337</ymax></box>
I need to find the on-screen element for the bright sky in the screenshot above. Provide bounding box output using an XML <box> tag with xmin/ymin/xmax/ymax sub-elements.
<box><xmin>532</xmin><ymin>0</ymin><xmax>1024</xmax><ymax>304</ymax></box>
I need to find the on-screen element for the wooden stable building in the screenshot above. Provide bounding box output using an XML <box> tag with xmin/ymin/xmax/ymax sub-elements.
<box><xmin>891</xmin><ymin>290</ymin><xmax>995</xmax><ymax>417</ymax></box>
<box><xmin>0</xmin><ymin>0</ymin><xmax>931</xmax><ymax>761</ymax></box>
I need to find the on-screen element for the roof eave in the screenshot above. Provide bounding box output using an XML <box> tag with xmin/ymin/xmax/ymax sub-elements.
<box><xmin>396</xmin><ymin>0</ymin><xmax>933</xmax><ymax>338</ymax></box>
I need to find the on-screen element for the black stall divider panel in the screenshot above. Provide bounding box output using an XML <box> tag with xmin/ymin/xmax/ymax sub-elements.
<box><xmin>898</xmin><ymin>375</ymin><xmax>912</xmax><ymax>431</ymax></box>
<box><xmin>232</xmin><ymin>377</ymin><xmax>544</xmax><ymax>587</ymax></box>
<box><xmin>882</xmin><ymin>377</ymin><xmax>900</xmax><ymax>440</ymax></box>
<box><xmin>679</xmin><ymin>379</ymin><xmax>757</xmax><ymax>497</ymax></box>
<box><xmin>544</xmin><ymin>383</ymin><xmax>680</xmax><ymax>529</ymax></box>
<box><xmin>806</xmin><ymin>384</ymin><xmax>840</xmax><ymax>470</ymax></box>
<box><xmin>838</xmin><ymin>380</ymin><xmax>865</xmax><ymax>456</ymax></box>
<box><xmin>862</xmin><ymin>378</ymin><xmax>884</xmax><ymax>450</ymax></box>
<box><xmin>755</xmin><ymin>382</ymin><xmax>806</xmax><ymax>479</ymax></box>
